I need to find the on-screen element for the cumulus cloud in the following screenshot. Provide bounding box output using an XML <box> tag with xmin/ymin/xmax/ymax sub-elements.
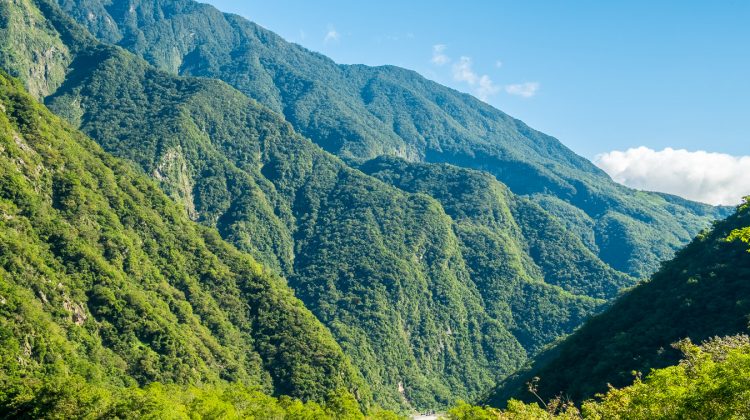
<box><xmin>495</xmin><ymin>60</ymin><xmax>504</xmax><ymax>68</ymax></box>
<box><xmin>324</xmin><ymin>25</ymin><xmax>339</xmax><ymax>43</ymax></box>
<box><xmin>431</xmin><ymin>44</ymin><xmax>450</xmax><ymax>66</ymax></box>
<box><xmin>452</xmin><ymin>56</ymin><xmax>500</xmax><ymax>101</ymax></box>
<box><xmin>594</xmin><ymin>147</ymin><xmax>750</xmax><ymax>205</ymax></box>
<box><xmin>505</xmin><ymin>82</ymin><xmax>540</xmax><ymax>98</ymax></box>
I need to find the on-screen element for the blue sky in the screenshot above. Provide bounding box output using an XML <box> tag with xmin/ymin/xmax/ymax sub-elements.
<box><xmin>201</xmin><ymin>0</ymin><xmax>750</xmax><ymax>203</ymax></box>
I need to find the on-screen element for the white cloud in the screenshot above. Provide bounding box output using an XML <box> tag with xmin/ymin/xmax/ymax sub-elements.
<box><xmin>324</xmin><ymin>25</ymin><xmax>339</xmax><ymax>43</ymax></box>
<box><xmin>431</xmin><ymin>47</ymin><xmax>532</xmax><ymax>102</ymax></box>
<box><xmin>594</xmin><ymin>147</ymin><xmax>750</xmax><ymax>205</ymax></box>
<box><xmin>431</xmin><ymin>44</ymin><xmax>450</xmax><ymax>66</ymax></box>
<box><xmin>477</xmin><ymin>75</ymin><xmax>501</xmax><ymax>101</ymax></box>
<box><xmin>451</xmin><ymin>56</ymin><xmax>500</xmax><ymax>101</ymax></box>
<box><xmin>452</xmin><ymin>56</ymin><xmax>477</xmax><ymax>83</ymax></box>
<box><xmin>505</xmin><ymin>82</ymin><xmax>540</xmax><ymax>98</ymax></box>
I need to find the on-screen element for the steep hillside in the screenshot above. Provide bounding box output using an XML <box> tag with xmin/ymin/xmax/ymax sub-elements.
<box><xmin>54</xmin><ymin>0</ymin><xmax>730</xmax><ymax>279</ymax></box>
<box><xmin>0</xmin><ymin>0</ymin><xmax>732</xmax><ymax>412</ymax></box>
<box><xmin>0</xmin><ymin>71</ymin><xmax>370</xmax><ymax>409</ymax></box>
<box><xmin>0</xmin><ymin>0</ymin><xmax>538</xmax><ymax>410</ymax></box>
<box><xmin>42</xmin><ymin>45</ymin><xmax>526</xmax><ymax>414</ymax></box>
<box><xmin>358</xmin><ymin>157</ymin><xmax>616</xmax><ymax>353</ymax></box>
<box><xmin>486</xmin><ymin>198</ymin><xmax>750</xmax><ymax>406</ymax></box>
<box><xmin>359</xmin><ymin>157</ymin><xmax>632</xmax><ymax>300</ymax></box>
<box><xmin>452</xmin><ymin>335</ymin><xmax>750</xmax><ymax>419</ymax></box>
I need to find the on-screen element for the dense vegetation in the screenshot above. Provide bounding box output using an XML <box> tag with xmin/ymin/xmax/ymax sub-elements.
<box><xmin>0</xmin><ymin>0</ymin><xmax>735</xmax><ymax>414</ymax></box>
<box><xmin>359</xmin><ymin>157</ymin><xmax>631</xmax><ymax>300</ymax></box>
<box><xmin>359</xmin><ymin>157</ymin><xmax>616</xmax><ymax>353</ymax></box>
<box><xmin>0</xmin><ymin>0</ymin><xmax>644</xmax><ymax>411</ymax></box>
<box><xmin>0</xmin><ymin>71</ymin><xmax>374</xmax><ymax>414</ymax></box>
<box><xmin>54</xmin><ymin>0</ymin><xmax>729</xmax><ymax>279</ymax></box>
<box><xmin>486</xmin><ymin>198</ymin><xmax>750</xmax><ymax>407</ymax></box>
<box><xmin>1</xmin><ymin>1</ymin><xmax>537</xmax><ymax>410</ymax></box>
<box><xmin>3</xmin><ymin>380</ymin><xmax>390</xmax><ymax>419</ymax></box>
<box><xmin>0</xmin><ymin>0</ymin><xmax>70</xmax><ymax>99</ymax></box>
<box><xmin>449</xmin><ymin>335</ymin><xmax>750</xmax><ymax>419</ymax></box>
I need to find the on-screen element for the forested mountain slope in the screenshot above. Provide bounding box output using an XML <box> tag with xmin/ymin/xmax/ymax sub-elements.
<box><xmin>54</xmin><ymin>0</ymin><xmax>730</xmax><ymax>279</ymax></box>
<box><xmin>486</xmin><ymin>198</ymin><xmax>750</xmax><ymax>407</ymax></box>
<box><xmin>0</xmin><ymin>71</ymin><xmax>370</xmax><ymax>411</ymax></box>
<box><xmin>453</xmin><ymin>335</ymin><xmax>750</xmax><ymax>419</ymax></box>
<box><xmin>0</xmin><ymin>0</ymin><xmax>732</xmax><ymax>412</ymax></box>
<box><xmin>358</xmin><ymin>157</ymin><xmax>615</xmax><ymax>353</ymax></box>
<box><xmin>0</xmin><ymin>0</ymin><xmax>541</xmax><ymax>410</ymax></box>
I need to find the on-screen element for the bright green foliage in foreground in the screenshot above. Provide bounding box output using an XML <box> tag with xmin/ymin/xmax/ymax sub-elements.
<box><xmin>0</xmin><ymin>71</ymin><xmax>371</xmax><ymax>410</ymax></box>
<box><xmin>447</xmin><ymin>400</ymin><xmax>579</xmax><ymax>420</ymax></box>
<box><xmin>0</xmin><ymin>0</ymin><xmax>625</xmax><ymax>410</ymax></box>
<box><xmin>0</xmin><ymin>7</ymin><xmax>536</xmax><ymax>406</ymax></box>
<box><xmin>581</xmin><ymin>336</ymin><xmax>750</xmax><ymax>419</ymax></box>
<box><xmin>450</xmin><ymin>336</ymin><xmax>750</xmax><ymax>419</ymax></box>
<box><xmin>2</xmin><ymin>380</ymin><xmax>393</xmax><ymax>419</ymax></box>
<box><xmin>38</xmin><ymin>42</ymin><xmax>526</xmax><ymax>412</ymax></box>
<box><xmin>0</xmin><ymin>0</ymin><xmax>731</xmax><ymax>412</ymax></box>
<box><xmin>488</xmin><ymin>198</ymin><xmax>750</xmax><ymax>406</ymax></box>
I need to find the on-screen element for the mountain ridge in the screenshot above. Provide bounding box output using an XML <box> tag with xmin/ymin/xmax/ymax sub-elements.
<box><xmin>0</xmin><ymin>0</ymin><xmax>734</xmax><ymax>412</ymax></box>
<box><xmin>0</xmin><ymin>69</ymin><xmax>371</xmax><ymax>408</ymax></box>
<box><xmin>485</xmin><ymin>198</ymin><xmax>750</xmax><ymax>407</ymax></box>
<box><xmin>3</xmin><ymin>0</ymin><xmax>545</xmax><ymax>409</ymax></box>
<box><xmin>52</xmin><ymin>0</ymin><xmax>730</xmax><ymax>279</ymax></box>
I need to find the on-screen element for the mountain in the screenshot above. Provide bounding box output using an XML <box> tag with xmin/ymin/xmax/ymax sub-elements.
<box><xmin>0</xmin><ymin>0</ymin><xmax>731</xmax><ymax>412</ymax></box>
<box><xmin>0</xmin><ymin>0</ymin><xmax>561</xmax><ymax>410</ymax></box>
<box><xmin>452</xmin><ymin>335</ymin><xmax>750</xmax><ymax>419</ymax></box>
<box><xmin>53</xmin><ymin>0</ymin><xmax>730</xmax><ymax>280</ymax></box>
<box><xmin>358</xmin><ymin>157</ymin><xmax>618</xmax><ymax>352</ymax></box>
<box><xmin>0</xmin><ymin>70</ymin><xmax>373</xmax><ymax>414</ymax></box>
<box><xmin>485</xmin><ymin>198</ymin><xmax>750</xmax><ymax>407</ymax></box>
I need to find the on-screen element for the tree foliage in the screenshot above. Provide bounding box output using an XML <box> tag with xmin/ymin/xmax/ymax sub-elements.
<box><xmin>487</xmin><ymin>199</ymin><xmax>750</xmax><ymax>407</ymax></box>
<box><xmin>455</xmin><ymin>335</ymin><xmax>750</xmax><ymax>419</ymax></box>
<box><xmin>1</xmin><ymin>380</ymin><xmax>393</xmax><ymax>420</ymax></box>
<box><xmin>55</xmin><ymin>0</ymin><xmax>729</xmax><ymax>279</ymax></box>
<box><xmin>0</xmin><ymin>0</ymin><xmax>734</xmax><ymax>413</ymax></box>
<box><xmin>0</xmin><ymin>71</ymin><xmax>372</xmax><ymax>413</ymax></box>
<box><xmin>0</xmin><ymin>0</ymin><xmax>637</xmax><ymax>410</ymax></box>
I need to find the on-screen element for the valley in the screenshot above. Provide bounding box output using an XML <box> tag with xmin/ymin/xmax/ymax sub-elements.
<box><xmin>0</xmin><ymin>0</ymin><xmax>747</xmax><ymax>417</ymax></box>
